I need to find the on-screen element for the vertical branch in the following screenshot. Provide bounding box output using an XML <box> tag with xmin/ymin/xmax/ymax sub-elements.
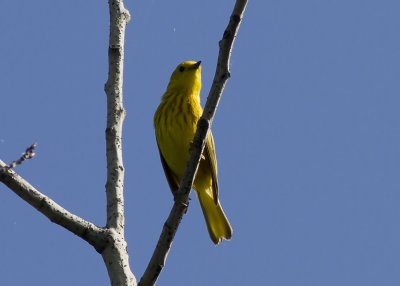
<box><xmin>139</xmin><ymin>1</ymin><xmax>248</xmax><ymax>285</ymax></box>
<box><xmin>103</xmin><ymin>1</ymin><xmax>136</xmax><ymax>285</ymax></box>
<box><xmin>104</xmin><ymin>0</ymin><xmax>130</xmax><ymax>232</ymax></box>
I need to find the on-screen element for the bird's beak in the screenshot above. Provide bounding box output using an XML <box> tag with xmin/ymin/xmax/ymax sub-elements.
<box><xmin>191</xmin><ymin>61</ymin><xmax>202</xmax><ymax>70</ymax></box>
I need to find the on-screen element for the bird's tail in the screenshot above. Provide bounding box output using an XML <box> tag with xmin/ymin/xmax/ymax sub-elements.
<box><xmin>196</xmin><ymin>189</ymin><xmax>232</xmax><ymax>244</ymax></box>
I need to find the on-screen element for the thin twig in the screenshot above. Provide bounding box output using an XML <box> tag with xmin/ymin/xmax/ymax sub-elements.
<box><xmin>139</xmin><ymin>1</ymin><xmax>248</xmax><ymax>285</ymax></box>
<box><xmin>1</xmin><ymin>143</ymin><xmax>37</xmax><ymax>170</ymax></box>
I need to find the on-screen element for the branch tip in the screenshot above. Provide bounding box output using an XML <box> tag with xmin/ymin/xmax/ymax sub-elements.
<box><xmin>1</xmin><ymin>143</ymin><xmax>37</xmax><ymax>171</ymax></box>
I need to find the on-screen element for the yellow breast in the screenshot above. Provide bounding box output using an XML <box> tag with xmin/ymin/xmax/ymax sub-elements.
<box><xmin>154</xmin><ymin>91</ymin><xmax>202</xmax><ymax>179</ymax></box>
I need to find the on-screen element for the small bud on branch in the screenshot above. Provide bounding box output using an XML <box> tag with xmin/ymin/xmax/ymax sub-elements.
<box><xmin>1</xmin><ymin>143</ymin><xmax>37</xmax><ymax>171</ymax></box>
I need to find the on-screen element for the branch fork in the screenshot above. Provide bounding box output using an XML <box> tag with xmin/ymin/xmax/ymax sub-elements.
<box><xmin>0</xmin><ymin>1</ymin><xmax>247</xmax><ymax>286</ymax></box>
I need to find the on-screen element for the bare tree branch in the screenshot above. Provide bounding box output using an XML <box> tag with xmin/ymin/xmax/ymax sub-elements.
<box><xmin>102</xmin><ymin>0</ymin><xmax>136</xmax><ymax>285</ymax></box>
<box><xmin>139</xmin><ymin>1</ymin><xmax>248</xmax><ymax>285</ymax></box>
<box><xmin>1</xmin><ymin>0</ymin><xmax>136</xmax><ymax>285</ymax></box>
<box><xmin>0</xmin><ymin>143</ymin><xmax>37</xmax><ymax>171</ymax></box>
<box><xmin>0</xmin><ymin>159</ymin><xmax>108</xmax><ymax>251</ymax></box>
<box><xmin>104</xmin><ymin>0</ymin><xmax>130</xmax><ymax>232</ymax></box>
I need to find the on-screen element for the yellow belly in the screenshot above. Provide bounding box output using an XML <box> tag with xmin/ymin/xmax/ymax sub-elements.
<box><xmin>154</xmin><ymin>91</ymin><xmax>204</xmax><ymax>183</ymax></box>
<box><xmin>157</xmin><ymin>118</ymin><xmax>195</xmax><ymax>179</ymax></box>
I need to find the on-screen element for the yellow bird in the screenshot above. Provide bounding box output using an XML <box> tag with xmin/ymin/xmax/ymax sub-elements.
<box><xmin>154</xmin><ymin>61</ymin><xmax>232</xmax><ymax>244</ymax></box>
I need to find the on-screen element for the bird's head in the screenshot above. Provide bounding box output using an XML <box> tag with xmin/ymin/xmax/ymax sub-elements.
<box><xmin>168</xmin><ymin>61</ymin><xmax>202</xmax><ymax>92</ymax></box>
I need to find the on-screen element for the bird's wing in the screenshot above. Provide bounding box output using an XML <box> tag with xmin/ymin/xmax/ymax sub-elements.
<box><xmin>204</xmin><ymin>130</ymin><xmax>219</xmax><ymax>205</ymax></box>
<box><xmin>157</xmin><ymin>143</ymin><xmax>179</xmax><ymax>195</ymax></box>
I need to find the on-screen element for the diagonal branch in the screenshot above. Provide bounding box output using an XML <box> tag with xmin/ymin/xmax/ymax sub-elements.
<box><xmin>139</xmin><ymin>1</ymin><xmax>248</xmax><ymax>285</ymax></box>
<box><xmin>0</xmin><ymin>159</ymin><xmax>108</xmax><ymax>252</ymax></box>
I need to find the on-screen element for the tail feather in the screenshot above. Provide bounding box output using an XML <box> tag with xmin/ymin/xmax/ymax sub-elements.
<box><xmin>196</xmin><ymin>190</ymin><xmax>232</xmax><ymax>244</ymax></box>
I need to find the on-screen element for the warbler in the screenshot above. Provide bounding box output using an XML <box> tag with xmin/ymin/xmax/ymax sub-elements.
<box><xmin>154</xmin><ymin>61</ymin><xmax>232</xmax><ymax>244</ymax></box>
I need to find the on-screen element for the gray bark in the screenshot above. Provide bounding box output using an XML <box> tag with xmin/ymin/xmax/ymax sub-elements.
<box><xmin>138</xmin><ymin>1</ymin><xmax>248</xmax><ymax>285</ymax></box>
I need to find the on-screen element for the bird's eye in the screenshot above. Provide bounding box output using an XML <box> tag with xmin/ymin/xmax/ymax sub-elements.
<box><xmin>179</xmin><ymin>66</ymin><xmax>185</xmax><ymax>72</ymax></box>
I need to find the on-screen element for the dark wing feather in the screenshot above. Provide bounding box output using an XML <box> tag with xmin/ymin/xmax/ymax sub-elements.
<box><xmin>157</xmin><ymin>143</ymin><xmax>179</xmax><ymax>196</ymax></box>
<box><xmin>204</xmin><ymin>131</ymin><xmax>219</xmax><ymax>205</ymax></box>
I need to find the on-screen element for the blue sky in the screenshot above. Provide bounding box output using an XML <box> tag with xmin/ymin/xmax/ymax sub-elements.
<box><xmin>1</xmin><ymin>1</ymin><xmax>400</xmax><ymax>285</ymax></box>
